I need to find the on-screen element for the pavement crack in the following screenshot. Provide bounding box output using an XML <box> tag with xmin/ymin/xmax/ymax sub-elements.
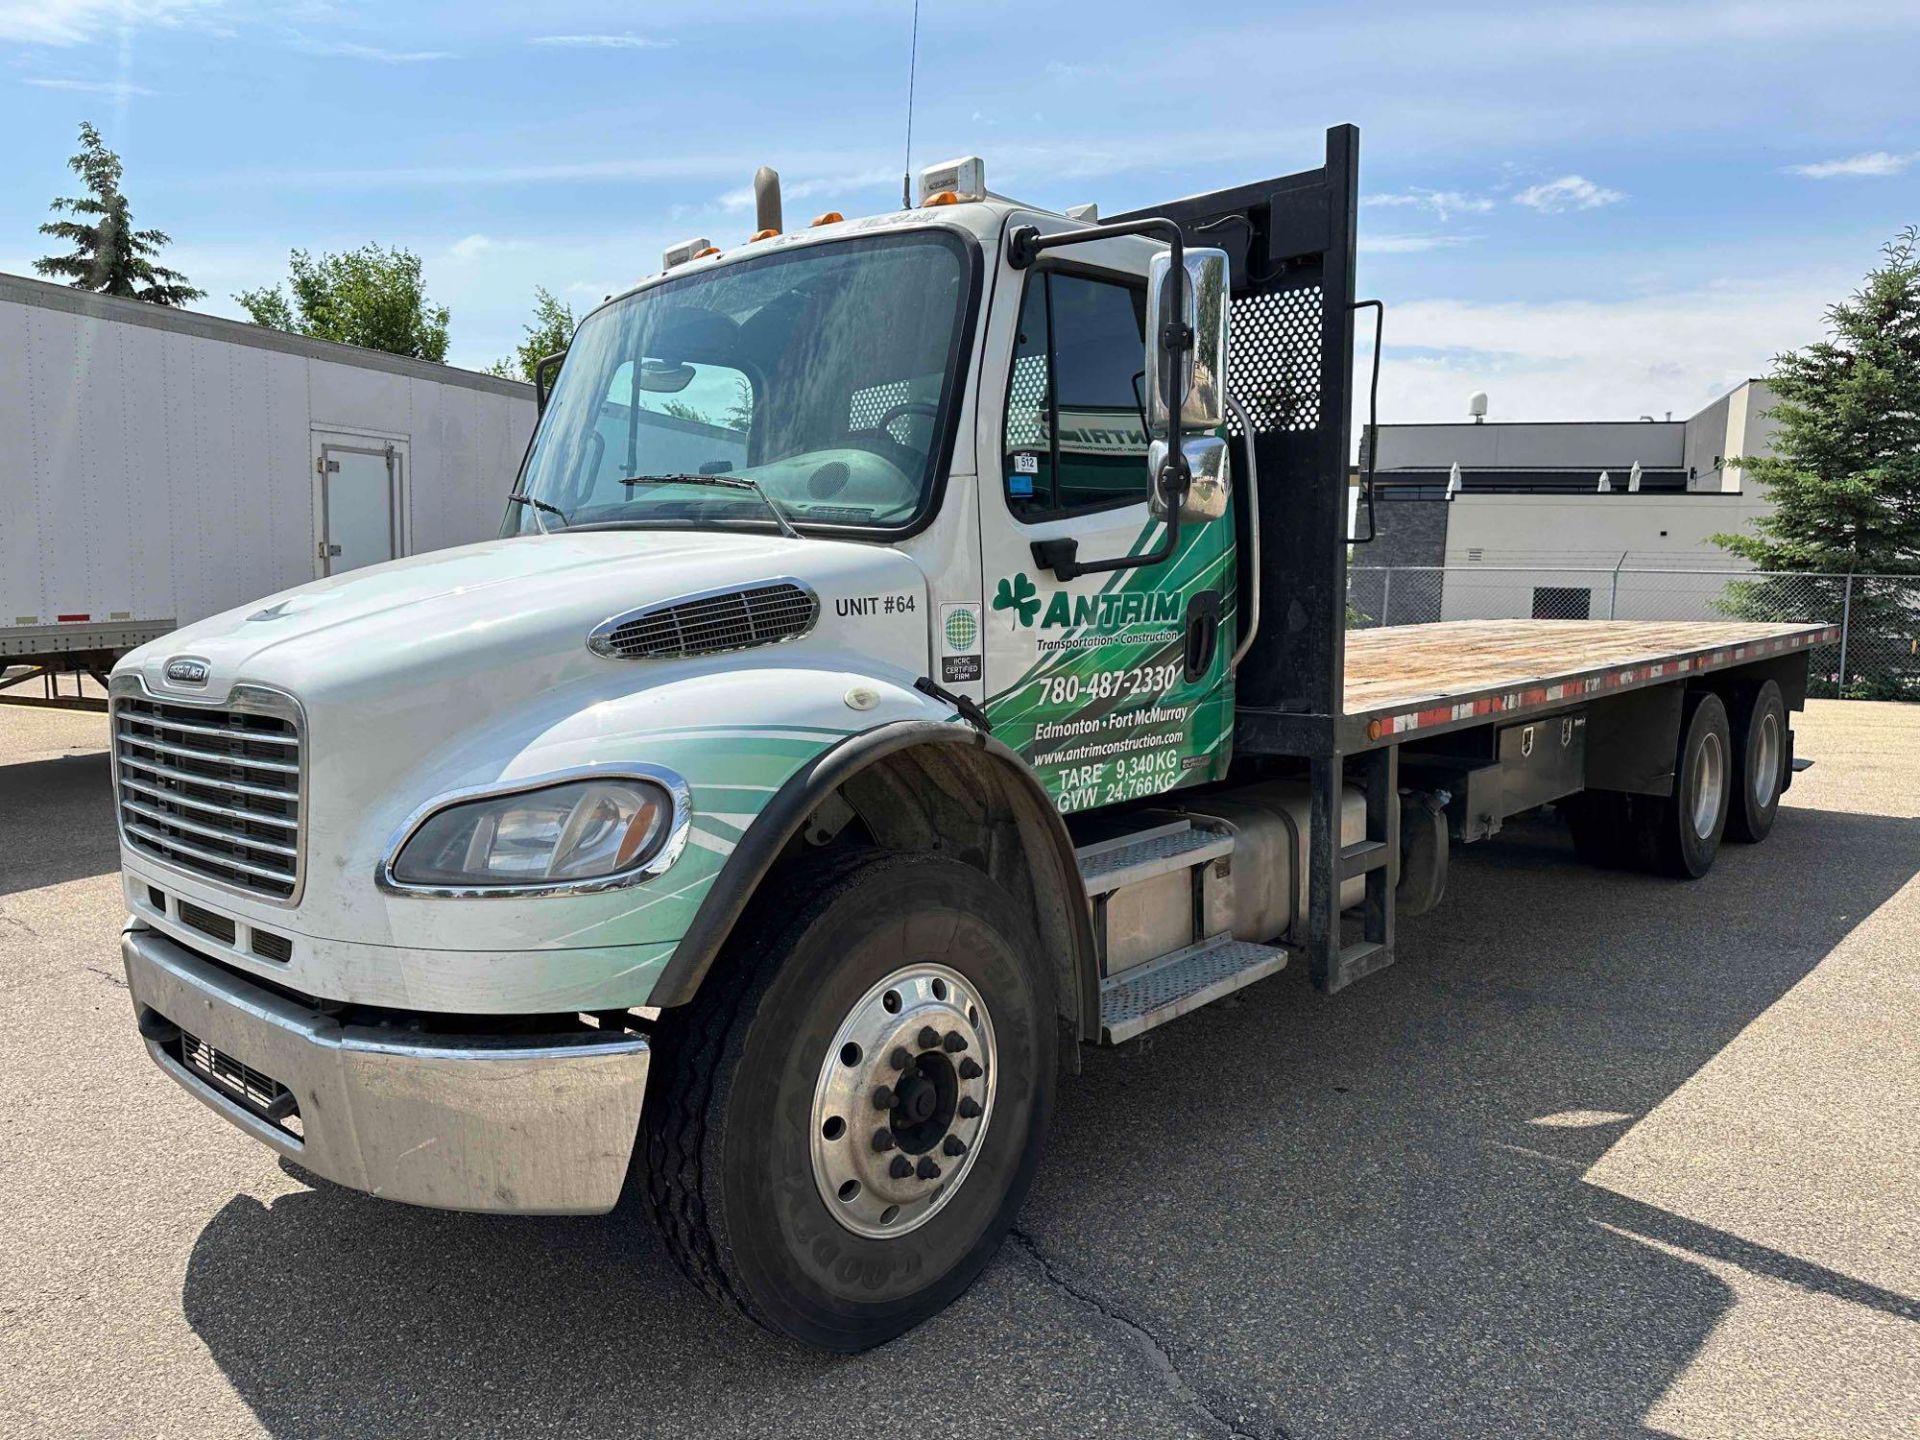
<box><xmin>1007</xmin><ymin>1227</ymin><xmax>1277</xmax><ymax>1440</ymax></box>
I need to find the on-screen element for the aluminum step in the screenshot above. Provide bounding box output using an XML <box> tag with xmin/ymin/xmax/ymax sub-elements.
<box><xmin>1076</xmin><ymin>821</ymin><xmax>1234</xmax><ymax>897</ymax></box>
<box><xmin>1098</xmin><ymin>934</ymin><xmax>1290</xmax><ymax>1044</ymax></box>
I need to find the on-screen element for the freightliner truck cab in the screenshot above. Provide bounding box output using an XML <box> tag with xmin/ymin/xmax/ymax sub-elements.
<box><xmin>110</xmin><ymin>129</ymin><xmax>1822</xmax><ymax>1350</ymax></box>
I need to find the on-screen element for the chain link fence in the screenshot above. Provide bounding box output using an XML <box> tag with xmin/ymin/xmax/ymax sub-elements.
<box><xmin>1347</xmin><ymin>565</ymin><xmax>1920</xmax><ymax>700</ymax></box>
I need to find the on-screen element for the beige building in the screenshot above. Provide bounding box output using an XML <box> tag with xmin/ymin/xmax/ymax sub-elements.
<box><xmin>1359</xmin><ymin>381</ymin><xmax>1779</xmax><ymax>623</ymax></box>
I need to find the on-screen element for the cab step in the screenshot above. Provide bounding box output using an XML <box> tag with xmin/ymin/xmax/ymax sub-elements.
<box><xmin>1076</xmin><ymin>820</ymin><xmax>1233</xmax><ymax>895</ymax></box>
<box><xmin>1098</xmin><ymin>934</ymin><xmax>1290</xmax><ymax>1045</ymax></box>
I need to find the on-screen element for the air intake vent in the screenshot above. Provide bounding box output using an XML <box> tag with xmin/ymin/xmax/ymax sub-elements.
<box><xmin>589</xmin><ymin>581</ymin><xmax>818</xmax><ymax>660</ymax></box>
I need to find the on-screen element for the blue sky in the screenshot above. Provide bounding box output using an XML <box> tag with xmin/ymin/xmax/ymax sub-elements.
<box><xmin>2</xmin><ymin>0</ymin><xmax>1916</xmax><ymax>424</ymax></box>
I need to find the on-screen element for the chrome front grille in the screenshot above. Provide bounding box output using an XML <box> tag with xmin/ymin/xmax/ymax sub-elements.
<box><xmin>589</xmin><ymin>580</ymin><xmax>819</xmax><ymax>660</ymax></box>
<box><xmin>113</xmin><ymin>694</ymin><xmax>303</xmax><ymax>901</ymax></box>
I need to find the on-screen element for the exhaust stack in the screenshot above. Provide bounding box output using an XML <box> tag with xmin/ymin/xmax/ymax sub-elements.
<box><xmin>754</xmin><ymin>167</ymin><xmax>782</xmax><ymax>235</ymax></box>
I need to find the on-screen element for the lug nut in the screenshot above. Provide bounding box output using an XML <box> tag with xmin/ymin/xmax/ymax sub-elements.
<box><xmin>943</xmin><ymin>1031</ymin><xmax>967</xmax><ymax>1053</ymax></box>
<box><xmin>957</xmin><ymin>1096</ymin><xmax>983</xmax><ymax>1119</ymax></box>
<box><xmin>889</xmin><ymin>1047</ymin><xmax>911</xmax><ymax>1072</ymax></box>
<box><xmin>873</xmin><ymin>1085</ymin><xmax>896</xmax><ymax>1110</ymax></box>
<box><xmin>942</xmin><ymin>1135</ymin><xmax>967</xmax><ymax>1157</ymax></box>
<box><xmin>871</xmin><ymin>1128</ymin><xmax>896</xmax><ymax>1152</ymax></box>
<box><xmin>958</xmin><ymin>1057</ymin><xmax>983</xmax><ymax>1080</ymax></box>
<box><xmin>915</xmin><ymin>1156</ymin><xmax>942</xmax><ymax>1181</ymax></box>
<box><xmin>889</xmin><ymin>1155</ymin><xmax>913</xmax><ymax>1180</ymax></box>
<box><xmin>917</xmin><ymin>1026</ymin><xmax>941</xmax><ymax>1050</ymax></box>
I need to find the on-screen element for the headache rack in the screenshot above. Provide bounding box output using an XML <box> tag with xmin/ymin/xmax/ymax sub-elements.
<box><xmin>1113</xmin><ymin>124</ymin><xmax>1381</xmax><ymax>994</ymax></box>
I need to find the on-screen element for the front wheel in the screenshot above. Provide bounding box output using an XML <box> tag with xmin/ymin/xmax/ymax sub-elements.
<box><xmin>644</xmin><ymin>851</ymin><xmax>1056</xmax><ymax>1352</ymax></box>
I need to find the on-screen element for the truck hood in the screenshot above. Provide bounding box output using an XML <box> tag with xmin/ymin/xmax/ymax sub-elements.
<box><xmin>117</xmin><ymin>529</ymin><xmax>932</xmax><ymax>706</ymax></box>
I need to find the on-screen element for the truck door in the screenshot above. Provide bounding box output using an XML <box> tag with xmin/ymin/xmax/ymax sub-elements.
<box><xmin>977</xmin><ymin>260</ymin><xmax>1236</xmax><ymax>813</ymax></box>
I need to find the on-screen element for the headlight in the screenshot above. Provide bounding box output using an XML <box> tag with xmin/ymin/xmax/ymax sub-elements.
<box><xmin>384</xmin><ymin>770</ymin><xmax>688</xmax><ymax>893</ymax></box>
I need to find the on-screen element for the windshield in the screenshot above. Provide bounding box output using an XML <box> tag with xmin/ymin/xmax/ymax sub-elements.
<box><xmin>508</xmin><ymin>230</ymin><xmax>973</xmax><ymax>536</ymax></box>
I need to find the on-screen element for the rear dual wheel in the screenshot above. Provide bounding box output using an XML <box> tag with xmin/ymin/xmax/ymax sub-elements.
<box><xmin>1566</xmin><ymin>690</ymin><xmax>1733</xmax><ymax>878</ymax></box>
<box><xmin>644</xmin><ymin>851</ymin><xmax>1055</xmax><ymax>1352</ymax></box>
<box><xmin>1726</xmin><ymin>679</ymin><xmax>1787</xmax><ymax>843</ymax></box>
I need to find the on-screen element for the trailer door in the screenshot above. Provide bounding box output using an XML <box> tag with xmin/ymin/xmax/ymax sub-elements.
<box><xmin>314</xmin><ymin>440</ymin><xmax>402</xmax><ymax>576</ymax></box>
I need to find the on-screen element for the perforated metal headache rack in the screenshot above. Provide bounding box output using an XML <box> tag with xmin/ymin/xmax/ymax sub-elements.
<box><xmin>1112</xmin><ymin>125</ymin><xmax>1387</xmax><ymax>993</ymax></box>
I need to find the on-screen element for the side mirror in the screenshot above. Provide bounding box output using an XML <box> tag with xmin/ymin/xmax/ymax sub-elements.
<box><xmin>1145</xmin><ymin>247</ymin><xmax>1230</xmax><ymax>436</ymax></box>
<box><xmin>1149</xmin><ymin>436</ymin><xmax>1230</xmax><ymax>525</ymax></box>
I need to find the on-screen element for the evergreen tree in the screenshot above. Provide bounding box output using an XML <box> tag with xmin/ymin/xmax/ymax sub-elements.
<box><xmin>35</xmin><ymin>122</ymin><xmax>204</xmax><ymax>306</ymax></box>
<box><xmin>1717</xmin><ymin>228</ymin><xmax>1920</xmax><ymax>697</ymax></box>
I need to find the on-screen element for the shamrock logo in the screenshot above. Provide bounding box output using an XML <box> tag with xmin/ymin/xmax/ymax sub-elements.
<box><xmin>993</xmin><ymin>572</ymin><xmax>1041</xmax><ymax>627</ymax></box>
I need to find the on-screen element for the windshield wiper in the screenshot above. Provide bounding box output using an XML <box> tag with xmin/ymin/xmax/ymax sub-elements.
<box><xmin>506</xmin><ymin>492</ymin><xmax>569</xmax><ymax>534</ymax></box>
<box><xmin>619</xmin><ymin>473</ymin><xmax>802</xmax><ymax>540</ymax></box>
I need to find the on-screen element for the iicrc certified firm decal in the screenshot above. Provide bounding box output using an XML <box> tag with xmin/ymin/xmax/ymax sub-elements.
<box><xmin>938</xmin><ymin>602</ymin><xmax>983</xmax><ymax>684</ymax></box>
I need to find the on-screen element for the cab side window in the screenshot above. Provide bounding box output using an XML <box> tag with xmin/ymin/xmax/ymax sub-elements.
<box><xmin>1002</xmin><ymin>272</ymin><xmax>1150</xmax><ymax>521</ymax></box>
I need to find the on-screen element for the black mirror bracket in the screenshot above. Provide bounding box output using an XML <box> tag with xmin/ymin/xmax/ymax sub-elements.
<box><xmin>1008</xmin><ymin>215</ymin><xmax>1192</xmax><ymax>582</ymax></box>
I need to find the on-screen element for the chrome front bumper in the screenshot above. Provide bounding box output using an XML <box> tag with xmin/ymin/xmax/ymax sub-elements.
<box><xmin>122</xmin><ymin>926</ymin><xmax>651</xmax><ymax>1214</ymax></box>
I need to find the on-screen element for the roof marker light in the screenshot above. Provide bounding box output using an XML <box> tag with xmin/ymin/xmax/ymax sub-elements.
<box><xmin>662</xmin><ymin>237</ymin><xmax>713</xmax><ymax>269</ymax></box>
<box><xmin>749</xmin><ymin>228</ymin><xmax>779</xmax><ymax>242</ymax></box>
<box><xmin>810</xmin><ymin>211</ymin><xmax>844</xmax><ymax>227</ymax></box>
<box><xmin>917</xmin><ymin>156</ymin><xmax>985</xmax><ymax>206</ymax></box>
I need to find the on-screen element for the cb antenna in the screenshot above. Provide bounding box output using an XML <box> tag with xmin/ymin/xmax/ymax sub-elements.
<box><xmin>902</xmin><ymin>0</ymin><xmax>921</xmax><ymax>208</ymax></box>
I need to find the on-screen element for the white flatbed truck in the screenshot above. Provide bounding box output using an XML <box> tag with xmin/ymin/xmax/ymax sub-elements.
<box><xmin>110</xmin><ymin>128</ymin><xmax>1828</xmax><ymax>1351</ymax></box>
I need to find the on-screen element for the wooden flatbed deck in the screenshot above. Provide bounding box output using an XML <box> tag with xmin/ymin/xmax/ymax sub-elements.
<box><xmin>1343</xmin><ymin>619</ymin><xmax>1836</xmax><ymax>744</ymax></box>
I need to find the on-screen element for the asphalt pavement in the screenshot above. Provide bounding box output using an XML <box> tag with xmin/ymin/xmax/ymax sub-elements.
<box><xmin>1</xmin><ymin>698</ymin><xmax>1915</xmax><ymax>1438</ymax></box>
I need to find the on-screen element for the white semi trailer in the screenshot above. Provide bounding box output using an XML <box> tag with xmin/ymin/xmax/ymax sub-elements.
<box><xmin>0</xmin><ymin>271</ymin><xmax>534</xmax><ymax>711</ymax></box>
<box><xmin>108</xmin><ymin>130</ymin><xmax>1827</xmax><ymax>1351</ymax></box>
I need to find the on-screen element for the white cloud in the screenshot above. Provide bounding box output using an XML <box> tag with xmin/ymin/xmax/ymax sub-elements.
<box><xmin>298</xmin><ymin>39</ymin><xmax>453</xmax><ymax>63</ymax></box>
<box><xmin>1786</xmin><ymin>150</ymin><xmax>1916</xmax><ymax>179</ymax></box>
<box><xmin>24</xmin><ymin>75</ymin><xmax>157</xmax><ymax>97</ymax></box>
<box><xmin>717</xmin><ymin>167</ymin><xmax>897</xmax><ymax>211</ymax></box>
<box><xmin>1513</xmin><ymin>175</ymin><xmax>1626</xmax><ymax>213</ymax></box>
<box><xmin>1361</xmin><ymin>272</ymin><xmax>1840</xmax><ymax>426</ymax></box>
<box><xmin>448</xmin><ymin>234</ymin><xmax>500</xmax><ymax>261</ymax></box>
<box><xmin>1363</xmin><ymin>189</ymin><xmax>1494</xmax><ymax>222</ymax></box>
<box><xmin>531</xmin><ymin>33</ymin><xmax>672</xmax><ymax>50</ymax></box>
<box><xmin>0</xmin><ymin>0</ymin><xmax>220</xmax><ymax>45</ymax></box>
<box><xmin>1360</xmin><ymin>234</ymin><xmax>1475</xmax><ymax>255</ymax></box>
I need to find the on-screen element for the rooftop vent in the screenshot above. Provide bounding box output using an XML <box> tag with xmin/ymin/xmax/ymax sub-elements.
<box><xmin>588</xmin><ymin>581</ymin><xmax>819</xmax><ymax>660</ymax></box>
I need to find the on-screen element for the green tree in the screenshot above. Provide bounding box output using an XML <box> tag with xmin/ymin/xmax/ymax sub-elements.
<box><xmin>1716</xmin><ymin>228</ymin><xmax>1920</xmax><ymax>698</ymax></box>
<box><xmin>487</xmin><ymin>286</ymin><xmax>577</xmax><ymax>380</ymax></box>
<box><xmin>238</xmin><ymin>245</ymin><xmax>450</xmax><ymax>361</ymax></box>
<box><xmin>35</xmin><ymin>121</ymin><xmax>204</xmax><ymax>305</ymax></box>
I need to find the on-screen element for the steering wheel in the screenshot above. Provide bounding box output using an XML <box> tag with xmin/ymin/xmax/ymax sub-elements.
<box><xmin>842</xmin><ymin>399</ymin><xmax>939</xmax><ymax>468</ymax></box>
<box><xmin>873</xmin><ymin>399</ymin><xmax>939</xmax><ymax>436</ymax></box>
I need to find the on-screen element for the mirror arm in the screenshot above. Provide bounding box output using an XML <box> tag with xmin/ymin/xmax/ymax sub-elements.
<box><xmin>1009</xmin><ymin>218</ymin><xmax>1191</xmax><ymax>582</ymax></box>
<box><xmin>533</xmin><ymin>350</ymin><xmax>566</xmax><ymax>413</ymax></box>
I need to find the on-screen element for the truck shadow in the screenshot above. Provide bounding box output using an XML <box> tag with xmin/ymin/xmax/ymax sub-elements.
<box><xmin>0</xmin><ymin>752</ymin><xmax>117</xmax><ymax>897</ymax></box>
<box><xmin>179</xmin><ymin>803</ymin><xmax>1920</xmax><ymax>1439</ymax></box>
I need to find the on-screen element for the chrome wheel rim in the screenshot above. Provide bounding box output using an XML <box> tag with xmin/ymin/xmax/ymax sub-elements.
<box><xmin>1752</xmin><ymin>710</ymin><xmax>1781</xmax><ymax>808</ymax></box>
<box><xmin>1691</xmin><ymin>730</ymin><xmax>1725</xmax><ymax>839</ymax></box>
<box><xmin>809</xmin><ymin>963</ymin><xmax>997</xmax><ymax>1239</ymax></box>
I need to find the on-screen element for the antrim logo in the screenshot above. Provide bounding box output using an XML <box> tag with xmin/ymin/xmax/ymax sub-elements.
<box><xmin>994</xmin><ymin>573</ymin><xmax>1183</xmax><ymax>630</ymax></box>
<box><xmin>992</xmin><ymin>573</ymin><xmax>1041</xmax><ymax>626</ymax></box>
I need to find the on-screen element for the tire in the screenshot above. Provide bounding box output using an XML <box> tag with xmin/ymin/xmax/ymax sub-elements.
<box><xmin>1632</xmin><ymin>690</ymin><xmax>1732</xmax><ymax>878</ymax></box>
<box><xmin>1564</xmin><ymin>789</ymin><xmax>1637</xmax><ymax>869</ymax></box>
<box><xmin>1726</xmin><ymin>679</ymin><xmax>1787</xmax><ymax>843</ymax></box>
<box><xmin>643</xmin><ymin>850</ymin><xmax>1057</xmax><ymax>1352</ymax></box>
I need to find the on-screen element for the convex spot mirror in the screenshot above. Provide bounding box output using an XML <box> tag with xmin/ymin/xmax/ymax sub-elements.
<box><xmin>1145</xmin><ymin>246</ymin><xmax>1230</xmax><ymax>437</ymax></box>
<box><xmin>1149</xmin><ymin>436</ymin><xmax>1230</xmax><ymax>525</ymax></box>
